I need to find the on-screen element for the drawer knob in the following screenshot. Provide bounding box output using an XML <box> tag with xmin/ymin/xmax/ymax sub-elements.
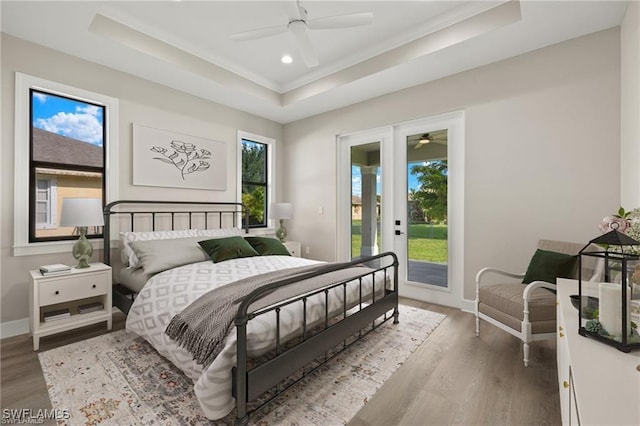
<box><xmin>55</xmin><ymin>290</ymin><xmax>59</xmax><ymax>295</ymax></box>
<box><xmin>92</xmin><ymin>284</ymin><xmax>96</xmax><ymax>289</ymax></box>
<box><xmin>563</xmin><ymin>381</ymin><xmax>570</xmax><ymax>389</ymax></box>
<box><xmin>560</xmin><ymin>332</ymin><xmax>565</xmax><ymax>338</ymax></box>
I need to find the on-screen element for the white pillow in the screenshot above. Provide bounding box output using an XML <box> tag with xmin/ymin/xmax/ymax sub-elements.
<box><xmin>129</xmin><ymin>237</ymin><xmax>209</xmax><ymax>274</ymax></box>
<box><xmin>120</xmin><ymin>229</ymin><xmax>199</xmax><ymax>269</ymax></box>
<box><xmin>197</xmin><ymin>228</ymin><xmax>246</xmax><ymax>238</ymax></box>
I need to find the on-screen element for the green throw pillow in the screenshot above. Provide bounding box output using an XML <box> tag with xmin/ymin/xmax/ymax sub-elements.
<box><xmin>198</xmin><ymin>236</ymin><xmax>259</xmax><ymax>263</ymax></box>
<box><xmin>522</xmin><ymin>249</ymin><xmax>578</xmax><ymax>284</ymax></box>
<box><xmin>245</xmin><ymin>236</ymin><xmax>291</xmax><ymax>256</ymax></box>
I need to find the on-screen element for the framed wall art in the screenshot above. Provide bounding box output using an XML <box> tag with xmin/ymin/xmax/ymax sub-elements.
<box><xmin>132</xmin><ymin>123</ymin><xmax>226</xmax><ymax>190</ymax></box>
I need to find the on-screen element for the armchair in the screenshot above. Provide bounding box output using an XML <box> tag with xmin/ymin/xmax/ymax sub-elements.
<box><xmin>475</xmin><ymin>239</ymin><xmax>599</xmax><ymax>366</ymax></box>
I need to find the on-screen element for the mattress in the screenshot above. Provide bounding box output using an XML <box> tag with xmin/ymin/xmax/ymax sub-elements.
<box><xmin>125</xmin><ymin>254</ymin><xmax>383</xmax><ymax>420</ymax></box>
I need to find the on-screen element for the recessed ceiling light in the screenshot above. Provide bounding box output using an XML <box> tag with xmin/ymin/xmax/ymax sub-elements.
<box><xmin>281</xmin><ymin>55</ymin><xmax>293</xmax><ymax>64</ymax></box>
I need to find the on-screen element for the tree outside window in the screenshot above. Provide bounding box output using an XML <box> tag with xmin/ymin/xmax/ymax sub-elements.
<box><xmin>241</xmin><ymin>139</ymin><xmax>268</xmax><ymax>227</ymax></box>
<box><xmin>410</xmin><ymin>160</ymin><xmax>448</xmax><ymax>224</ymax></box>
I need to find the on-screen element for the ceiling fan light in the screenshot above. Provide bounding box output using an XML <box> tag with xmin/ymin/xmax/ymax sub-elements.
<box><xmin>281</xmin><ymin>54</ymin><xmax>293</xmax><ymax>64</ymax></box>
<box><xmin>418</xmin><ymin>133</ymin><xmax>433</xmax><ymax>144</ymax></box>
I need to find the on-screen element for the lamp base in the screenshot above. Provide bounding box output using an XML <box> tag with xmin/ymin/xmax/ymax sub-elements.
<box><xmin>275</xmin><ymin>220</ymin><xmax>287</xmax><ymax>242</ymax></box>
<box><xmin>72</xmin><ymin>227</ymin><xmax>93</xmax><ymax>269</ymax></box>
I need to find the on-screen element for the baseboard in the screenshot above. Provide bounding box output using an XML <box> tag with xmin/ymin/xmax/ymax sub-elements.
<box><xmin>460</xmin><ymin>298</ymin><xmax>476</xmax><ymax>314</ymax></box>
<box><xmin>1</xmin><ymin>317</ymin><xmax>29</xmax><ymax>339</ymax></box>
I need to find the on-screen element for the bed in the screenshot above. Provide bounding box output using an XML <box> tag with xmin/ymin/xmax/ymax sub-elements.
<box><xmin>103</xmin><ymin>200</ymin><xmax>399</xmax><ymax>424</ymax></box>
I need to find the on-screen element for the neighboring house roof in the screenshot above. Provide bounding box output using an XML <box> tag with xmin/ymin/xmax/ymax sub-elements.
<box><xmin>32</xmin><ymin>127</ymin><xmax>103</xmax><ymax>168</ymax></box>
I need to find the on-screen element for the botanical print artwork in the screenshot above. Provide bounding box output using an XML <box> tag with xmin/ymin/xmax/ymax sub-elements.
<box><xmin>133</xmin><ymin>123</ymin><xmax>226</xmax><ymax>190</ymax></box>
<box><xmin>150</xmin><ymin>140</ymin><xmax>211</xmax><ymax>180</ymax></box>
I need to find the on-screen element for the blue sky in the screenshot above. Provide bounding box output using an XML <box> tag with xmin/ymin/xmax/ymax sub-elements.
<box><xmin>352</xmin><ymin>162</ymin><xmax>422</xmax><ymax>196</ymax></box>
<box><xmin>31</xmin><ymin>91</ymin><xmax>104</xmax><ymax>147</ymax></box>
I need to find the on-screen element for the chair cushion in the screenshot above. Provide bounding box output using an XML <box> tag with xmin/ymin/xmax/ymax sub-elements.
<box><xmin>479</xmin><ymin>283</ymin><xmax>556</xmax><ymax>333</ymax></box>
<box><xmin>522</xmin><ymin>249</ymin><xmax>578</xmax><ymax>284</ymax></box>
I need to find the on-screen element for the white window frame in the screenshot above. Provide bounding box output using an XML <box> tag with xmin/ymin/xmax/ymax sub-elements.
<box><xmin>237</xmin><ymin>130</ymin><xmax>276</xmax><ymax>231</ymax></box>
<box><xmin>13</xmin><ymin>72</ymin><xmax>119</xmax><ymax>256</ymax></box>
<box><xmin>35</xmin><ymin>176</ymin><xmax>58</xmax><ymax>230</ymax></box>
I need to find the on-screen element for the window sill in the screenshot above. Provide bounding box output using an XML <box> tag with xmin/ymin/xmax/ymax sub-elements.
<box><xmin>13</xmin><ymin>239</ymin><xmax>104</xmax><ymax>257</ymax></box>
<box><xmin>247</xmin><ymin>227</ymin><xmax>278</xmax><ymax>237</ymax></box>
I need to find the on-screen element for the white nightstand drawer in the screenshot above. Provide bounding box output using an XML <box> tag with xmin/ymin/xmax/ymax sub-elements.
<box><xmin>283</xmin><ymin>241</ymin><xmax>301</xmax><ymax>257</ymax></box>
<box><xmin>39</xmin><ymin>273</ymin><xmax>109</xmax><ymax>306</ymax></box>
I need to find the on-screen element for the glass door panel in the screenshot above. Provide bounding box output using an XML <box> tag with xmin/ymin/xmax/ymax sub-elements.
<box><xmin>406</xmin><ymin>130</ymin><xmax>448</xmax><ymax>287</ymax></box>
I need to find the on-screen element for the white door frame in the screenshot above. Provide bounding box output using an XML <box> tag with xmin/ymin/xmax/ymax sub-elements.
<box><xmin>336</xmin><ymin>126</ymin><xmax>394</xmax><ymax>261</ymax></box>
<box><xmin>337</xmin><ymin>111</ymin><xmax>465</xmax><ymax>309</ymax></box>
<box><xmin>393</xmin><ymin>111</ymin><xmax>465</xmax><ymax>308</ymax></box>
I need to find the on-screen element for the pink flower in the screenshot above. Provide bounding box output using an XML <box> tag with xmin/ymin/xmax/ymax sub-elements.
<box><xmin>600</xmin><ymin>215</ymin><xmax>630</xmax><ymax>233</ymax></box>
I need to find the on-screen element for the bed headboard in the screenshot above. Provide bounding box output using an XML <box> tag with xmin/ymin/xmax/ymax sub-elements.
<box><xmin>103</xmin><ymin>200</ymin><xmax>249</xmax><ymax>266</ymax></box>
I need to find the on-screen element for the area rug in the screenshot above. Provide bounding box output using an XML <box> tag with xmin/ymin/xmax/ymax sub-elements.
<box><xmin>39</xmin><ymin>305</ymin><xmax>445</xmax><ymax>425</ymax></box>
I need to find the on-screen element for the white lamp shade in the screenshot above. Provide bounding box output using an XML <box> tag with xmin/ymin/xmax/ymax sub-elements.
<box><xmin>269</xmin><ymin>203</ymin><xmax>293</xmax><ymax>220</ymax></box>
<box><xmin>59</xmin><ymin>198</ymin><xmax>105</xmax><ymax>227</ymax></box>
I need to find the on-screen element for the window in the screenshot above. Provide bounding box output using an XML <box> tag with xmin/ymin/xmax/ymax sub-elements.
<box><xmin>237</xmin><ymin>131</ymin><xmax>275</xmax><ymax>228</ymax></box>
<box><xmin>35</xmin><ymin>177</ymin><xmax>57</xmax><ymax>229</ymax></box>
<box><xmin>14</xmin><ymin>73</ymin><xmax>119</xmax><ymax>256</ymax></box>
<box><xmin>30</xmin><ymin>89</ymin><xmax>105</xmax><ymax>242</ymax></box>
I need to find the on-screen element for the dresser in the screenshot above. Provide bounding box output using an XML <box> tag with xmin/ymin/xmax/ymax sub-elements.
<box><xmin>556</xmin><ymin>278</ymin><xmax>640</xmax><ymax>425</ymax></box>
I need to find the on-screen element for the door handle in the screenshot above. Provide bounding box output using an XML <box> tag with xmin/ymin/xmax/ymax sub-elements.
<box><xmin>395</xmin><ymin>230</ymin><xmax>404</xmax><ymax>235</ymax></box>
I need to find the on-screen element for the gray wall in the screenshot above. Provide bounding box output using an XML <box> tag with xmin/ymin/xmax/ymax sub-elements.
<box><xmin>0</xmin><ymin>34</ymin><xmax>284</xmax><ymax>326</ymax></box>
<box><xmin>621</xmin><ymin>1</ymin><xmax>640</xmax><ymax>207</ymax></box>
<box><xmin>283</xmin><ymin>28</ymin><xmax>622</xmax><ymax>301</ymax></box>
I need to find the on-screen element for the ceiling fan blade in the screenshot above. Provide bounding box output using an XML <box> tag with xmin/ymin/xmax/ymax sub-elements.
<box><xmin>307</xmin><ymin>12</ymin><xmax>373</xmax><ymax>30</ymax></box>
<box><xmin>289</xmin><ymin>21</ymin><xmax>319</xmax><ymax>67</ymax></box>
<box><xmin>230</xmin><ymin>25</ymin><xmax>288</xmax><ymax>41</ymax></box>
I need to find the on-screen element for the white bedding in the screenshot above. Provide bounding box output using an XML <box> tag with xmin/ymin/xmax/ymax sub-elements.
<box><xmin>126</xmin><ymin>255</ymin><xmax>384</xmax><ymax>420</ymax></box>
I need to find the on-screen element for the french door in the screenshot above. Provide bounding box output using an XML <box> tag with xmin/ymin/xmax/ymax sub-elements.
<box><xmin>337</xmin><ymin>112</ymin><xmax>464</xmax><ymax>308</ymax></box>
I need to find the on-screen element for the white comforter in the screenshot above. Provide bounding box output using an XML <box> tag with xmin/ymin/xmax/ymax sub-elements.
<box><xmin>126</xmin><ymin>255</ymin><xmax>382</xmax><ymax>420</ymax></box>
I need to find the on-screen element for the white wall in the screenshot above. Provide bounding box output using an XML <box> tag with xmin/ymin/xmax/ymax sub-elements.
<box><xmin>283</xmin><ymin>28</ymin><xmax>621</xmax><ymax>301</ymax></box>
<box><xmin>0</xmin><ymin>34</ymin><xmax>284</xmax><ymax>328</ymax></box>
<box><xmin>621</xmin><ymin>1</ymin><xmax>640</xmax><ymax>208</ymax></box>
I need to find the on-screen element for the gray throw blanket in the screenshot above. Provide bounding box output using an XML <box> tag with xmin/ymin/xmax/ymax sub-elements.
<box><xmin>165</xmin><ymin>262</ymin><xmax>372</xmax><ymax>367</ymax></box>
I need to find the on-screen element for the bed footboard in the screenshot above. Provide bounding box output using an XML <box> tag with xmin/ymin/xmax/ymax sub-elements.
<box><xmin>232</xmin><ymin>252</ymin><xmax>399</xmax><ymax>425</ymax></box>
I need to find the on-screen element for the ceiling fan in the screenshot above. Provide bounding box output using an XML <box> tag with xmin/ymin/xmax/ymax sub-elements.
<box><xmin>410</xmin><ymin>133</ymin><xmax>447</xmax><ymax>149</ymax></box>
<box><xmin>230</xmin><ymin>0</ymin><xmax>374</xmax><ymax>68</ymax></box>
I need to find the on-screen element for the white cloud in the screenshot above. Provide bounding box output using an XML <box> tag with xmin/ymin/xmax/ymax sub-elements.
<box><xmin>35</xmin><ymin>109</ymin><xmax>103</xmax><ymax>146</ymax></box>
<box><xmin>33</xmin><ymin>92</ymin><xmax>48</xmax><ymax>103</ymax></box>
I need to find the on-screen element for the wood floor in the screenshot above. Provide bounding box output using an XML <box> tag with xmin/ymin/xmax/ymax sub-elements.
<box><xmin>1</xmin><ymin>299</ymin><xmax>560</xmax><ymax>425</ymax></box>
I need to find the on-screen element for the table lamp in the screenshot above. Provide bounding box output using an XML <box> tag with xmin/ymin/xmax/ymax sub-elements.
<box><xmin>59</xmin><ymin>197</ymin><xmax>104</xmax><ymax>268</ymax></box>
<box><xmin>269</xmin><ymin>203</ymin><xmax>293</xmax><ymax>242</ymax></box>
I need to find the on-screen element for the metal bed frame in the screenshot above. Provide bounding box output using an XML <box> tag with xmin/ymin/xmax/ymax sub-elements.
<box><xmin>102</xmin><ymin>200</ymin><xmax>399</xmax><ymax>425</ymax></box>
<box><xmin>103</xmin><ymin>200</ymin><xmax>249</xmax><ymax>313</ymax></box>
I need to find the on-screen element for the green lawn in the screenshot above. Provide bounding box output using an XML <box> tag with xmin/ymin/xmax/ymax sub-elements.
<box><xmin>351</xmin><ymin>221</ymin><xmax>448</xmax><ymax>263</ymax></box>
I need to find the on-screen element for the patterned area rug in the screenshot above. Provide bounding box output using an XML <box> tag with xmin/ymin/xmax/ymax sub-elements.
<box><xmin>39</xmin><ymin>305</ymin><xmax>445</xmax><ymax>425</ymax></box>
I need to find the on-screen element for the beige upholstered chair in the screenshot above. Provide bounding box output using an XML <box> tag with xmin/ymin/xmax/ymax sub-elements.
<box><xmin>475</xmin><ymin>240</ymin><xmax>599</xmax><ymax>366</ymax></box>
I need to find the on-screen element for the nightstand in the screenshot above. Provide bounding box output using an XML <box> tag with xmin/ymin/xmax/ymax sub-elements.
<box><xmin>29</xmin><ymin>262</ymin><xmax>112</xmax><ymax>351</ymax></box>
<box><xmin>283</xmin><ymin>241</ymin><xmax>301</xmax><ymax>257</ymax></box>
